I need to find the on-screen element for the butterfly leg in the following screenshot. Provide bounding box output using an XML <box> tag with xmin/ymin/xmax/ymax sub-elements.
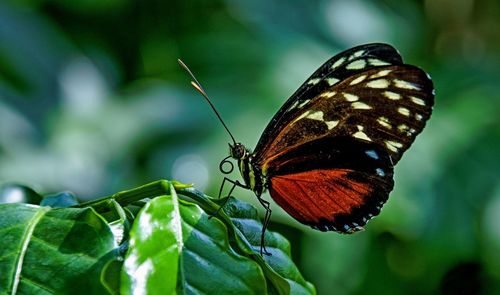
<box><xmin>256</xmin><ymin>195</ymin><xmax>272</xmax><ymax>256</ymax></box>
<box><xmin>218</xmin><ymin>177</ymin><xmax>242</xmax><ymax>198</ymax></box>
<box><xmin>210</xmin><ymin>177</ymin><xmax>249</xmax><ymax>218</ymax></box>
<box><xmin>218</xmin><ymin>177</ymin><xmax>249</xmax><ymax>199</ymax></box>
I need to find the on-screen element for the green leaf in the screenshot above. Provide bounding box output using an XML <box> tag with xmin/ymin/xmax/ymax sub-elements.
<box><xmin>0</xmin><ymin>180</ymin><xmax>314</xmax><ymax>294</ymax></box>
<box><xmin>0</xmin><ymin>204</ymin><xmax>118</xmax><ymax>294</ymax></box>
<box><xmin>121</xmin><ymin>184</ymin><xmax>268</xmax><ymax>295</ymax></box>
<box><xmin>101</xmin><ymin>258</ymin><xmax>124</xmax><ymax>295</ymax></box>
<box><xmin>179</xmin><ymin>188</ymin><xmax>316</xmax><ymax>295</ymax></box>
<box><xmin>97</xmin><ymin>200</ymin><xmax>131</xmax><ymax>246</ymax></box>
<box><xmin>222</xmin><ymin>198</ymin><xmax>316</xmax><ymax>295</ymax></box>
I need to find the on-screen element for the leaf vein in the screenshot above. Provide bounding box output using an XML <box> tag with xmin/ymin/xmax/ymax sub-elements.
<box><xmin>11</xmin><ymin>207</ymin><xmax>50</xmax><ymax>295</ymax></box>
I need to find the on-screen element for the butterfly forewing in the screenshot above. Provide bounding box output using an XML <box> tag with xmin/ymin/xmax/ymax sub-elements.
<box><xmin>256</xmin><ymin>43</ymin><xmax>405</xmax><ymax>157</ymax></box>
<box><xmin>265</xmin><ymin>136</ymin><xmax>395</xmax><ymax>231</ymax></box>
<box><xmin>255</xmin><ymin>65</ymin><xmax>434</xmax><ymax>166</ymax></box>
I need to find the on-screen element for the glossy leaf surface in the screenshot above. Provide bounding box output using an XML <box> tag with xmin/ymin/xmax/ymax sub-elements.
<box><xmin>121</xmin><ymin>188</ymin><xmax>267</xmax><ymax>295</ymax></box>
<box><xmin>0</xmin><ymin>204</ymin><xmax>117</xmax><ymax>294</ymax></box>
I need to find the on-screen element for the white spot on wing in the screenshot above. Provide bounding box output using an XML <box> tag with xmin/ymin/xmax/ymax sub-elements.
<box><xmin>410</xmin><ymin>96</ymin><xmax>426</xmax><ymax>106</ymax></box>
<box><xmin>320</xmin><ymin>91</ymin><xmax>336</xmax><ymax>98</ymax></box>
<box><xmin>293</xmin><ymin>110</ymin><xmax>311</xmax><ymax>123</ymax></box>
<box><xmin>298</xmin><ymin>99</ymin><xmax>310</xmax><ymax>108</ymax></box>
<box><xmin>292</xmin><ymin>110</ymin><xmax>326</xmax><ymax>124</ymax></box>
<box><xmin>307</xmin><ymin>78</ymin><xmax>321</xmax><ymax>85</ymax></box>
<box><xmin>346</xmin><ymin>59</ymin><xmax>366</xmax><ymax>70</ymax></box>
<box><xmin>326</xmin><ymin>78</ymin><xmax>339</xmax><ymax>85</ymax></box>
<box><xmin>384</xmin><ymin>91</ymin><xmax>401</xmax><ymax>100</ymax></box>
<box><xmin>398</xmin><ymin>124</ymin><xmax>409</xmax><ymax>133</ymax></box>
<box><xmin>325</xmin><ymin>120</ymin><xmax>339</xmax><ymax>130</ymax></box>
<box><xmin>343</xmin><ymin>93</ymin><xmax>359</xmax><ymax>102</ymax></box>
<box><xmin>394</xmin><ymin>79</ymin><xmax>420</xmax><ymax>90</ymax></box>
<box><xmin>351</xmin><ymin>102</ymin><xmax>371</xmax><ymax>109</ymax></box>
<box><xmin>390</xmin><ymin>140</ymin><xmax>403</xmax><ymax>147</ymax></box>
<box><xmin>415</xmin><ymin>113</ymin><xmax>423</xmax><ymax>121</ymax></box>
<box><xmin>349</xmin><ymin>75</ymin><xmax>367</xmax><ymax>85</ymax></box>
<box><xmin>288</xmin><ymin>100</ymin><xmax>299</xmax><ymax>111</ymax></box>
<box><xmin>377</xmin><ymin>117</ymin><xmax>392</xmax><ymax>129</ymax></box>
<box><xmin>353</xmin><ymin>131</ymin><xmax>371</xmax><ymax>141</ymax></box>
<box><xmin>352</xmin><ymin>50</ymin><xmax>365</xmax><ymax>58</ymax></box>
<box><xmin>368</xmin><ymin>59</ymin><xmax>391</xmax><ymax>66</ymax></box>
<box><xmin>331</xmin><ymin>57</ymin><xmax>345</xmax><ymax>69</ymax></box>
<box><xmin>385</xmin><ymin>140</ymin><xmax>403</xmax><ymax>152</ymax></box>
<box><xmin>376</xmin><ymin>168</ymin><xmax>385</xmax><ymax>176</ymax></box>
<box><xmin>385</xmin><ymin>142</ymin><xmax>398</xmax><ymax>152</ymax></box>
<box><xmin>354</xmin><ymin>125</ymin><xmax>370</xmax><ymax>140</ymax></box>
<box><xmin>398</xmin><ymin>107</ymin><xmax>410</xmax><ymax>116</ymax></box>
<box><xmin>370</xmin><ymin>69</ymin><xmax>392</xmax><ymax>78</ymax></box>
<box><xmin>306</xmin><ymin>111</ymin><xmax>324</xmax><ymax>121</ymax></box>
<box><xmin>367</xmin><ymin>79</ymin><xmax>390</xmax><ymax>88</ymax></box>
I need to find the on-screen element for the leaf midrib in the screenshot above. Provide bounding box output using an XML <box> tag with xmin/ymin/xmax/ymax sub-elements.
<box><xmin>170</xmin><ymin>184</ymin><xmax>186</xmax><ymax>295</ymax></box>
<box><xmin>10</xmin><ymin>207</ymin><xmax>50</xmax><ymax>295</ymax></box>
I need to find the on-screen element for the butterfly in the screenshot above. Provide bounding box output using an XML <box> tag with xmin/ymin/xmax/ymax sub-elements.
<box><xmin>180</xmin><ymin>43</ymin><xmax>434</xmax><ymax>254</ymax></box>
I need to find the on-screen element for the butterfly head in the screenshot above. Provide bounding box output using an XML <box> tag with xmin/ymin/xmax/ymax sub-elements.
<box><xmin>229</xmin><ymin>143</ymin><xmax>248</xmax><ymax>160</ymax></box>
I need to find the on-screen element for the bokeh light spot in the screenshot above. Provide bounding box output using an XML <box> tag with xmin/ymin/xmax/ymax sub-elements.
<box><xmin>171</xmin><ymin>154</ymin><xmax>209</xmax><ymax>190</ymax></box>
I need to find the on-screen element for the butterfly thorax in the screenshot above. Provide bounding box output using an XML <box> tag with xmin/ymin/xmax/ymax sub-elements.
<box><xmin>230</xmin><ymin>143</ymin><xmax>266</xmax><ymax>196</ymax></box>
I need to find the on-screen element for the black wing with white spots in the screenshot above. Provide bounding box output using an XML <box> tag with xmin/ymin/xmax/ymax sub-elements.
<box><xmin>255</xmin><ymin>43</ymin><xmax>406</xmax><ymax>158</ymax></box>
<box><xmin>253</xmin><ymin>44</ymin><xmax>433</xmax><ymax>165</ymax></box>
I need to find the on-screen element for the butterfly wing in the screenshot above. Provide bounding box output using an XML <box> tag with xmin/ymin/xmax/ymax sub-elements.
<box><xmin>251</xmin><ymin>44</ymin><xmax>434</xmax><ymax>231</ymax></box>
<box><xmin>255</xmin><ymin>43</ymin><xmax>405</xmax><ymax>158</ymax></box>
<box><xmin>265</xmin><ymin>136</ymin><xmax>394</xmax><ymax>232</ymax></box>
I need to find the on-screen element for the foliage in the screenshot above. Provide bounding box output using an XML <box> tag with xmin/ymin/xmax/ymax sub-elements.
<box><xmin>0</xmin><ymin>181</ymin><xmax>315</xmax><ymax>295</ymax></box>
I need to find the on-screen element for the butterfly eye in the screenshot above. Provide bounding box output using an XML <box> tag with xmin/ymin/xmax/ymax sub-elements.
<box><xmin>230</xmin><ymin>143</ymin><xmax>247</xmax><ymax>159</ymax></box>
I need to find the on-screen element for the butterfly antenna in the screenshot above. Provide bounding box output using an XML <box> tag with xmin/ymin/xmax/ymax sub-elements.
<box><xmin>178</xmin><ymin>59</ymin><xmax>237</xmax><ymax>145</ymax></box>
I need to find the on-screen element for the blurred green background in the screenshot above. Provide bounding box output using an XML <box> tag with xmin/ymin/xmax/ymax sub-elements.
<box><xmin>1</xmin><ymin>0</ymin><xmax>499</xmax><ymax>294</ymax></box>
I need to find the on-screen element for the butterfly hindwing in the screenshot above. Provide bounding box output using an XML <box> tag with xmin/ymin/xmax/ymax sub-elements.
<box><xmin>269</xmin><ymin>169</ymin><xmax>390</xmax><ymax>232</ymax></box>
<box><xmin>265</xmin><ymin>136</ymin><xmax>394</xmax><ymax>232</ymax></box>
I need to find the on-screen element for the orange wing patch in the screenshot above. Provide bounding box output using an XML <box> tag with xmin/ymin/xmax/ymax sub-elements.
<box><xmin>269</xmin><ymin>169</ymin><xmax>387</xmax><ymax>232</ymax></box>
